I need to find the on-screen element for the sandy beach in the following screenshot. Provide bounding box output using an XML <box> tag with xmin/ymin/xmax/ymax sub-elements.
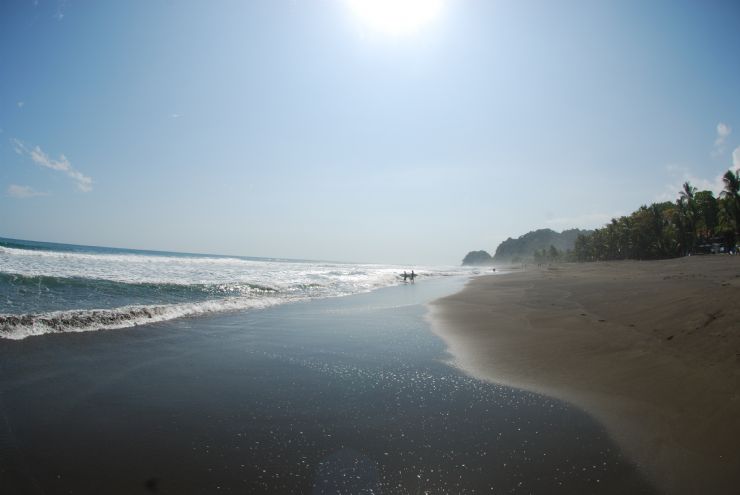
<box><xmin>429</xmin><ymin>256</ymin><xmax>740</xmax><ymax>494</ymax></box>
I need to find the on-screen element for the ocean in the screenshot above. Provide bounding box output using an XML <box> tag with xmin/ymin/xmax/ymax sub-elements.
<box><xmin>0</xmin><ymin>237</ymin><xmax>469</xmax><ymax>340</ymax></box>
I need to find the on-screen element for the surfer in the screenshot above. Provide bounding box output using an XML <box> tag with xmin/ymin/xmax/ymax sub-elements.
<box><xmin>401</xmin><ymin>271</ymin><xmax>409</xmax><ymax>282</ymax></box>
<box><xmin>410</xmin><ymin>270</ymin><xmax>416</xmax><ymax>283</ymax></box>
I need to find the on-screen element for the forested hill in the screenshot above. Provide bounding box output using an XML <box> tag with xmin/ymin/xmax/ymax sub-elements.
<box><xmin>493</xmin><ymin>228</ymin><xmax>590</xmax><ymax>261</ymax></box>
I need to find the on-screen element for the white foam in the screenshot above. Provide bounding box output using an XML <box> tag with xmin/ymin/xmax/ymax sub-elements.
<box><xmin>0</xmin><ymin>296</ymin><xmax>284</xmax><ymax>340</ymax></box>
<box><xmin>0</xmin><ymin>245</ymin><xmax>469</xmax><ymax>295</ymax></box>
<box><xmin>0</xmin><ymin>244</ymin><xmax>476</xmax><ymax>340</ymax></box>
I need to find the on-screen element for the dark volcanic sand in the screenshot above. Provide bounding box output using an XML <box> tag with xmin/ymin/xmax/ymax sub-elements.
<box><xmin>0</xmin><ymin>278</ymin><xmax>656</xmax><ymax>494</ymax></box>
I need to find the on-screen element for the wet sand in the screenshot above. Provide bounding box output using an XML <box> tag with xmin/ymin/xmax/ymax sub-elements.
<box><xmin>0</xmin><ymin>278</ymin><xmax>655</xmax><ymax>494</ymax></box>
<box><xmin>429</xmin><ymin>256</ymin><xmax>740</xmax><ymax>495</ymax></box>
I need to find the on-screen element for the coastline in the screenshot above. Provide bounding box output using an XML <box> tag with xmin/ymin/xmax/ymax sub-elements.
<box><xmin>428</xmin><ymin>256</ymin><xmax>740</xmax><ymax>494</ymax></box>
<box><xmin>0</xmin><ymin>277</ymin><xmax>655</xmax><ymax>493</ymax></box>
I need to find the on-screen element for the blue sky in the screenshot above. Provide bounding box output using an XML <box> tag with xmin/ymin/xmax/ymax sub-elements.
<box><xmin>1</xmin><ymin>0</ymin><xmax>739</xmax><ymax>264</ymax></box>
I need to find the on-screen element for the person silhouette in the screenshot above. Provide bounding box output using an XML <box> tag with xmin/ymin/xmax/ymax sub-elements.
<box><xmin>401</xmin><ymin>271</ymin><xmax>408</xmax><ymax>282</ymax></box>
<box><xmin>410</xmin><ymin>270</ymin><xmax>416</xmax><ymax>283</ymax></box>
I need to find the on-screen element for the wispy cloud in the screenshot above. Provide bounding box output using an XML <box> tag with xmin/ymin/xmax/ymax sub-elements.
<box><xmin>170</xmin><ymin>113</ymin><xmax>182</xmax><ymax>119</ymax></box>
<box><xmin>11</xmin><ymin>138</ymin><xmax>93</xmax><ymax>192</ymax></box>
<box><xmin>713</xmin><ymin>122</ymin><xmax>731</xmax><ymax>155</ymax></box>
<box><xmin>54</xmin><ymin>0</ymin><xmax>67</xmax><ymax>20</ymax></box>
<box><xmin>7</xmin><ymin>184</ymin><xmax>48</xmax><ymax>199</ymax></box>
<box><xmin>17</xmin><ymin>101</ymin><xmax>25</xmax><ymax>108</ymax></box>
<box><xmin>733</xmin><ymin>146</ymin><xmax>740</xmax><ymax>170</ymax></box>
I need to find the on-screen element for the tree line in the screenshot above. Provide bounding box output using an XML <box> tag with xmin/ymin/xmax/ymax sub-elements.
<box><xmin>572</xmin><ymin>170</ymin><xmax>740</xmax><ymax>262</ymax></box>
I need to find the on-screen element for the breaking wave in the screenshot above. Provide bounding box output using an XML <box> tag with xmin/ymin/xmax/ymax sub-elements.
<box><xmin>0</xmin><ymin>297</ymin><xmax>283</xmax><ymax>340</ymax></box>
<box><xmin>0</xmin><ymin>237</ymin><xmax>474</xmax><ymax>340</ymax></box>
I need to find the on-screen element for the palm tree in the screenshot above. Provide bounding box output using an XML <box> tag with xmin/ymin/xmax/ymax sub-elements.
<box><xmin>694</xmin><ymin>190</ymin><xmax>718</xmax><ymax>240</ymax></box>
<box><xmin>673</xmin><ymin>199</ymin><xmax>690</xmax><ymax>255</ymax></box>
<box><xmin>678</xmin><ymin>181</ymin><xmax>697</xmax><ymax>253</ymax></box>
<box><xmin>679</xmin><ymin>181</ymin><xmax>697</xmax><ymax>202</ymax></box>
<box><xmin>617</xmin><ymin>216</ymin><xmax>633</xmax><ymax>258</ymax></box>
<box><xmin>606</xmin><ymin>220</ymin><xmax>618</xmax><ymax>259</ymax></box>
<box><xmin>720</xmin><ymin>169</ymin><xmax>740</xmax><ymax>236</ymax></box>
<box><xmin>722</xmin><ymin>169</ymin><xmax>740</xmax><ymax>198</ymax></box>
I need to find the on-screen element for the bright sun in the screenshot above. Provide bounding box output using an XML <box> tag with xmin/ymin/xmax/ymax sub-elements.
<box><xmin>346</xmin><ymin>0</ymin><xmax>445</xmax><ymax>36</ymax></box>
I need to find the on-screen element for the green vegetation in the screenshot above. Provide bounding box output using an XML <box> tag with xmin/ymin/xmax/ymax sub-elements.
<box><xmin>533</xmin><ymin>245</ymin><xmax>564</xmax><ymax>263</ymax></box>
<box><xmin>493</xmin><ymin>228</ymin><xmax>590</xmax><ymax>262</ymax></box>
<box><xmin>573</xmin><ymin>171</ymin><xmax>740</xmax><ymax>261</ymax></box>
<box><xmin>462</xmin><ymin>170</ymin><xmax>740</xmax><ymax>265</ymax></box>
<box><xmin>462</xmin><ymin>250</ymin><xmax>494</xmax><ymax>266</ymax></box>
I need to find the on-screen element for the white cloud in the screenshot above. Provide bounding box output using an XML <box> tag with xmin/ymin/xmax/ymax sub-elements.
<box><xmin>7</xmin><ymin>184</ymin><xmax>47</xmax><ymax>199</ymax></box>
<box><xmin>658</xmin><ymin>164</ymin><xmax>725</xmax><ymax>202</ymax></box>
<box><xmin>54</xmin><ymin>0</ymin><xmax>67</xmax><ymax>20</ymax></box>
<box><xmin>715</xmin><ymin>122</ymin><xmax>731</xmax><ymax>145</ymax></box>
<box><xmin>170</xmin><ymin>113</ymin><xmax>182</xmax><ymax>119</ymax></box>
<box><xmin>17</xmin><ymin>101</ymin><xmax>25</xmax><ymax>108</ymax></box>
<box><xmin>11</xmin><ymin>138</ymin><xmax>24</xmax><ymax>155</ymax></box>
<box><xmin>10</xmin><ymin>138</ymin><xmax>93</xmax><ymax>192</ymax></box>
<box><xmin>658</xmin><ymin>125</ymin><xmax>738</xmax><ymax>202</ymax></box>
<box><xmin>713</xmin><ymin>122</ymin><xmax>732</xmax><ymax>155</ymax></box>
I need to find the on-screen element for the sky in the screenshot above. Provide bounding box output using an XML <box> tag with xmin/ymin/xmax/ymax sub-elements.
<box><xmin>1</xmin><ymin>0</ymin><xmax>739</xmax><ymax>265</ymax></box>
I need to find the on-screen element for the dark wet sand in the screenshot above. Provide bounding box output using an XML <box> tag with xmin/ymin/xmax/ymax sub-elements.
<box><xmin>429</xmin><ymin>257</ymin><xmax>740</xmax><ymax>495</ymax></box>
<box><xmin>0</xmin><ymin>278</ymin><xmax>655</xmax><ymax>494</ymax></box>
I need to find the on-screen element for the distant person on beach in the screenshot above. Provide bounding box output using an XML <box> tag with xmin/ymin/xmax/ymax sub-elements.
<box><xmin>401</xmin><ymin>271</ymin><xmax>408</xmax><ymax>282</ymax></box>
<box><xmin>410</xmin><ymin>270</ymin><xmax>416</xmax><ymax>283</ymax></box>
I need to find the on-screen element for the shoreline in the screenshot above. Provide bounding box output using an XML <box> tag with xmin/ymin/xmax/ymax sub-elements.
<box><xmin>0</xmin><ymin>277</ymin><xmax>656</xmax><ymax>493</ymax></box>
<box><xmin>428</xmin><ymin>256</ymin><xmax>740</xmax><ymax>495</ymax></box>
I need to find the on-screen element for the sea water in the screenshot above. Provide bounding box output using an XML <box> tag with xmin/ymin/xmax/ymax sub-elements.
<box><xmin>0</xmin><ymin>238</ymin><xmax>469</xmax><ymax>339</ymax></box>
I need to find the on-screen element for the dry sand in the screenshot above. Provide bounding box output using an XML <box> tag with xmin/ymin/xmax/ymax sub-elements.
<box><xmin>429</xmin><ymin>256</ymin><xmax>740</xmax><ymax>495</ymax></box>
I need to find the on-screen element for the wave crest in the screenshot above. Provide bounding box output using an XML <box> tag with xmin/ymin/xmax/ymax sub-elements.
<box><xmin>0</xmin><ymin>297</ymin><xmax>282</xmax><ymax>340</ymax></box>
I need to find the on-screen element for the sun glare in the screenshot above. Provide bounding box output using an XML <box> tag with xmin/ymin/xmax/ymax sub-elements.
<box><xmin>346</xmin><ymin>0</ymin><xmax>445</xmax><ymax>36</ymax></box>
